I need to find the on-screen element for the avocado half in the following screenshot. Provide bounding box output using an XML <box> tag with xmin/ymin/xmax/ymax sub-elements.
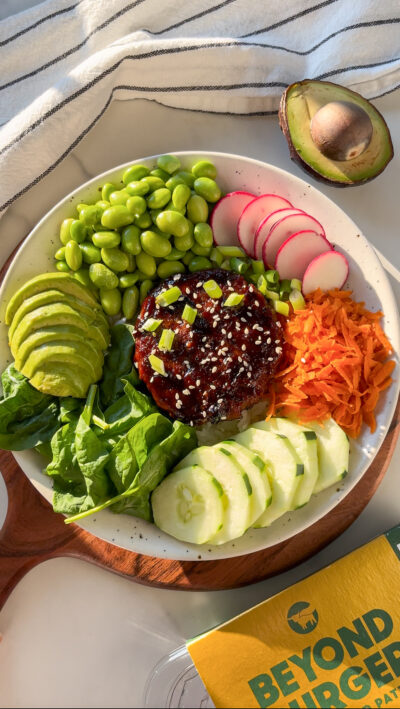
<box><xmin>279</xmin><ymin>79</ymin><xmax>393</xmax><ymax>187</ymax></box>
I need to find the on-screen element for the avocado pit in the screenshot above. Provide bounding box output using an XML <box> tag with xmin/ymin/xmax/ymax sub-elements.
<box><xmin>310</xmin><ymin>100</ymin><xmax>373</xmax><ymax>161</ymax></box>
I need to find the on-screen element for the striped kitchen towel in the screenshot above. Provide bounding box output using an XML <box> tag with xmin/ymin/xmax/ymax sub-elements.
<box><xmin>0</xmin><ymin>0</ymin><xmax>399</xmax><ymax>215</ymax></box>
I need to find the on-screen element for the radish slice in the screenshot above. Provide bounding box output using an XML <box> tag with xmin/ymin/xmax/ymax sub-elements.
<box><xmin>302</xmin><ymin>251</ymin><xmax>349</xmax><ymax>295</ymax></box>
<box><xmin>275</xmin><ymin>230</ymin><xmax>332</xmax><ymax>280</ymax></box>
<box><xmin>237</xmin><ymin>194</ymin><xmax>292</xmax><ymax>257</ymax></box>
<box><xmin>254</xmin><ymin>208</ymin><xmax>305</xmax><ymax>261</ymax></box>
<box><xmin>263</xmin><ymin>213</ymin><xmax>326</xmax><ymax>268</ymax></box>
<box><xmin>210</xmin><ymin>191</ymin><xmax>255</xmax><ymax>247</ymax></box>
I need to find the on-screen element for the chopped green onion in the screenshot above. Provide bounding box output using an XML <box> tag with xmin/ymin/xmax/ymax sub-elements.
<box><xmin>203</xmin><ymin>279</ymin><xmax>222</xmax><ymax>299</ymax></box>
<box><xmin>265</xmin><ymin>269</ymin><xmax>280</xmax><ymax>285</ymax></box>
<box><xmin>291</xmin><ymin>278</ymin><xmax>302</xmax><ymax>291</ymax></box>
<box><xmin>182</xmin><ymin>304</ymin><xmax>197</xmax><ymax>324</ymax></box>
<box><xmin>155</xmin><ymin>286</ymin><xmax>181</xmax><ymax>307</ymax></box>
<box><xmin>224</xmin><ymin>292</ymin><xmax>244</xmax><ymax>307</ymax></box>
<box><xmin>230</xmin><ymin>257</ymin><xmax>249</xmax><ymax>275</ymax></box>
<box><xmin>251</xmin><ymin>260</ymin><xmax>265</xmax><ymax>274</ymax></box>
<box><xmin>289</xmin><ymin>288</ymin><xmax>306</xmax><ymax>310</ymax></box>
<box><xmin>248</xmin><ymin>273</ymin><xmax>259</xmax><ymax>284</ymax></box>
<box><xmin>210</xmin><ymin>247</ymin><xmax>223</xmax><ymax>266</ymax></box>
<box><xmin>273</xmin><ymin>300</ymin><xmax>290</xmax><ymax>317</ymax></box>
<box><xmin>257</xmin><ymin>274</ymin><xmax>267</xmax><ymax>295</ymax></box>
<box><xmin>92</xmin><ymin>415</ymin><xmax>110</xmax><ymax>431</ymax></box>
<box><xmin>159</xmin><ymin>328</ymin><xmax>175</xmax><ymax>351</ymax></box>
<box><xmin>149</xmin><ymin>354</ymin><xmax>166</xmax><ymax>376</ymax></box>
<box><xmin>142</xmin><ymin>317</ymin><xmax>162</xmax><ymax>332</ymax></box>
<box><xmin>265</xmin><ymin>288</ymin><xmax>279</xmax><ymax>301</ymax></box>
<box><xmin>217</xmin><ymin>245</ymin><xmax>246</xmax><ymax>258</ymax></box>
<box><xmin>280</xmin><ymin>279</ymin><xmax>292</xmax><ymax>294</ymax></box>
<box><xmin>220</xmin><ymin>259</ymin><xmax>231</xmax><ymax>270</ymax></box>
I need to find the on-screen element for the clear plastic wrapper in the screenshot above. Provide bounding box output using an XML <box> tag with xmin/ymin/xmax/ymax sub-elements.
<box><xmin>144</xmin><ymin>644</ymin><xmax>214</xmax><ymax>708</ymax></box>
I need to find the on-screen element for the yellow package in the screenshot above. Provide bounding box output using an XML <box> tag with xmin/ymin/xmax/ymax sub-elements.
<box><xmin>187</xmin><ymin>526</ymin><xmax>400</xmax><ymax>708</ymax></box>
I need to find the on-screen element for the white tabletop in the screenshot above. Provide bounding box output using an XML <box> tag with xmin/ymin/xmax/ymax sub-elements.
<box><xmin>1</xmin><ymin>7</ymin><xmax>400</xmax><ymax>705</ymax></box>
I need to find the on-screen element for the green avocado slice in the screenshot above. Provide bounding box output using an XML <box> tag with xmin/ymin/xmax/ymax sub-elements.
<box><xmin>279</xmin><ymin>79</ymin><xmax>393</xmax><ymax>186</ymax></box>
<box><xmin>21</xmin><ymin>339</ymin><xmax>103</xmax><ymax>380</ymax></box>
<box><xmin>30</xmin><ymin>363</ymin><xmax>93</xmax><ymax>398</ymax></box>
<box><xmin>5</xmin><ymin>273</ymin><xmax>100</xmax><ymax>326</ymax></box>
<box><xmin>21</xmin><ymin>343</ymin><xmax>103</xmax><ymax>383</ymax></box>
<box><xmin>10</xmin><ymin>303</ymin><xmax>110</xmax><ymax>356</ymax></box>
<box><xmin>15</xmin><ymin>326</ymin><xmax>103</xmax><ymax>372</ymax></box>
<box><xmin>9</xmin><ymin>289</ymin><xmax>108</xmax><ymax>341</ymax></box>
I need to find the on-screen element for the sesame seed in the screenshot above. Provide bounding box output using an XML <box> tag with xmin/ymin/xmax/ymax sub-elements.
<box><xmin>212</xmin><ymin>366</ymin><xmax>217</xmax><ymax>373</ymax></box>
<box><xmin>268</xmin><ymin>357</ymin><xmax>274</xmax><ymax>362</ymax></box>
<box><xmin>211</xmin><ymin>357</ymin><xmax>217</xmax><ymax>362</ymax></box>
<box><xmin>196</xmin><ymin>304</ymin><xmax>202</xmax><ymax>309</ymax></box>
<box><xmin>255</xmin><ymin>300</ymin><xmax>260</xmax><ymax>306</ymax></box>
<box><xmin>241</xmin><ymin>318</ymin><xmax>247</xmax><ymax>323</ymax></box>
<box><xmin>226</xmin><ymin>368</ymin><xmax>231</xmax><ymax>373</ymax></box>
<box><xmin>175</xmin><ymin>393</ymin><xmax>179</xmax><ymax>400</ymax></box>
<box><xmin>301</xmin><ymin>357</ymin><xmax>306</xmax><ymax>363</ymax></box>
<box><xmin>189</xmin><ymin>385</ymin><xmax>195</xmax><ymax>389</ymax></box>
<box><xmin>227</xmin><ymin>280</ymin><xmax>232</xmax><ymax>286</ymax></box>
<box><xmin>196</xmin><ymin>282</ymin><xmax>202</xmax><ymax>288</ymax></box>
<box><xmin>267</xmin><ymin>337</ymin><xmax>271</xmax><ymax>344</ymax></box>
<box><xmin>202</xmin><ymin>411</ymin><xmax>207</xmax><ymax>418</ymax></box>
<box><xmin>202</xmin><ymin>336</ymin><xmax>207</xmax><ymax>342</ymax></box>
<box><xmin>275</xmin><ymin>346</ymin><xmax>282</xmax><ymax>353</ymax></box>
<box><xmin>244</xmin><ymin>327</ymin><xmax>249</xmax><ymax>335</ymax></box>
<box><xmin>228</xmin><ymin>286</ymin><xmax>234</xmax><ymax>291</ymax></box>
<box><xmin>275</xmin><ymin>339</ymin><xmax>280</xmax><ymax>344</ymax></box>
<box><xmin>176</xmin><ymin>374</ymin><xmax>182</xmax><ymax>380</ymax></box>
<box><xmin>193</xmin><ymin>293</ymin><xmax>197</xmax><ymax>300</ymax></box>
<box><xmin>255</xmin><ymin>340</ymin><xmax>262</xmax><ymax>345</ymax></box>
<box><xmin>247</xmin><ymin>372</ymin><xmax>252</xmax><ymax>378</ymax></box>
<box><xmin>196</xmin><ymin>379</ymin><xmax>200</xmax><ymax>386</ymax></box>
<box><xmin>173</xmin><ymin>274</ymin><xmax>182</xmax><ymax>281</ymax></box>
<box><xmin>213</xmin><ymin>321</ymin><xmax>218</xmax><ymax>328</ymax></box>
<box><xmin>242</xmin><ymin>344</ymin><xmax>246</xmax><ymax>351</ymax></box>
<box><xmin>238</xmin><ymin>356</ymin><xmax>242</xmax><ymax>363</ymax></box>
<box><xmin>221</xmin><ymin>329</ymin><xmax>226</xmax><ymax>335</ymax></box>
<box><xmin>210</xmin><ymin>384</ymin><xmax>216</xmax><ymax>390</ymax></box>
<box><xmin>176</xmin><ymin>401</ymin><xmax>182</xmax><ymax>409</ymax></box>
<box><xmin>228</xmin><ymin>332</ymin><xmax>232</xmax><ymax>339</ymax></box>
<box><xmin>249</xmin><ymin>286</ymin><xmax>254</xmax><ymax>292</ymax></box>
<box><xmin>183</xmin><ymin>389</ymin><xmax>190</xmax><ymax>395</ymax></box>
<box><xmin>217</xmin><ymin>398</ymin><xmax>223</xmax><ymax>404</ymax></box>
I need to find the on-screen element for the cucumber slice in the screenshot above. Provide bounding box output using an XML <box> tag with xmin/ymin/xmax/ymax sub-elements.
<box><xmin>217</xmin><ymin>440</ymin><xmax>272</xmax><ymax>525</ymax></box>
<box><xmin>234</xmin><ymin>428</ymin><xmax>303</xmax><ymax>527</ymax></box>
<box><xmin>151</xmin><ymin>465</ymin><xmax>224</xmax><ymax>544</ymax></box>
<box><xmin>306</xmin><ymin>418</ymin><xmax>350</xmax><ymax>493</ymax></box>
<box><xmin>175</xmin><ymin>446</ymin><xmax>252</xmax><ymax>544</ymax></box>
<box><xmin>254</xmin><ymin>419</ymin><xmax>319</xmax><ymax>508</ymax></box>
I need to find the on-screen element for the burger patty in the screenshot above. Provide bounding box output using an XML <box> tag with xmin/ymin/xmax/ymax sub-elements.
<box><xmin>134</xmin><ymin>269</ymin><xmax>284</xmax><ymax>425</ymax></box>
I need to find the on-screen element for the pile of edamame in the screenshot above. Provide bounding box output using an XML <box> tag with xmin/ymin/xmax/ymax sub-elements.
<box><xmin>55</xmin><ymin>154</ymin><xmax>293</xmax><ymax>320</ymax></box>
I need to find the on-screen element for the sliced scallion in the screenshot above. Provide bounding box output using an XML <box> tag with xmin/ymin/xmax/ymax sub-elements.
<box><xmin>257</xmin><ymin>274</ymin><xmax>267</xmax><ymax>295</ymax></box>
<box><xmin>265</xmin><ymin>288</ymin><xmax>279</xmax><ymax>301</ymax></box>
<box><xmin>273</xmin><ymin>300</ymin><xmax>290</xmax><ymax>317</ymax></box>
<box><xmin>230</xmin><ymin>257</ymin><xmax>249</xmax><ymax>275</ymax></box>
<box><xmin>155</xmin><ymin>286</ymin><xmax>181</xmax><ymax>307</ymax></box>
<box><xmin>159</xmin><ymin>328</ymin><xmax>175</xmax><ymax>351</ymax></box>
<box><xmin>149</xmin><ymin>354</ymin><xmax>166</xmax><ymax>376</ymax></box>
<box><xmin>210</xmin><ymin>247</ymin><xmax>223</xmax><ymax>266</ymax></box>
<box><xmin>289</xmin><ymin>288</ymin><xmax>306</xmax><ymax>310</ymax></box>
<box><xmin>265</xmin><ymin>269</ymin><xmax>280</xmax><ymax>285</ymax></box>
<box><xmin>291</xmin><ymin>278</ymin><xmax>302</xmax><ymax>291</ymax></box>
<box><xmin>182</xmin><ymin>304</ymin><xmax>197</xmax><ymax>324</ymax></box>
<box><xmin>251</xmin><ymin>260</ymin><xmax>265</xmax><ymax>274</ymax></box>
<box><xmin>224</xmin><ymin>292</ymin><xmax>244</xmax><ymax>307</ymax></box>
<box><xmin>142</xmin><ymin>317</ymin><xmax>162</xmax><ymax>332</ymax></box>
<box><xmin>217</xmin><ymin>245</ymin><xmax>246</xmax><ymax>258</ymax></box>
<box><xmin>203</xmin><ymin>279</ymin><xmax>222</xmax><ymax>299</ymax></box>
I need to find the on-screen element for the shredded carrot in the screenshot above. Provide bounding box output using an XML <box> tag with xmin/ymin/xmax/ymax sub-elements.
<box><xmin>268</xmin><ymin>288</ymin><xmax>395</xmax><ymax>438</ymax></box>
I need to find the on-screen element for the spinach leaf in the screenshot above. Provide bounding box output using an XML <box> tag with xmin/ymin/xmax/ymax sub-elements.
<box><xmin>103</xmin><ymin>376</ymin><xmax>156</xmax><ymax>438</ymax></box>
<box><xmin>59</xmin><ymin>397</ymin><xmax>82</xmax><ymax>423</ymax></box>
<box><xmin>0</xmin><ymin>363</ymin><xmax>60</xmax><ymax>450</ymax></box>
<box><xmin>100</xmin><ymin>323</ymin><xmax>138</xmax><ymax>407</ymax></box>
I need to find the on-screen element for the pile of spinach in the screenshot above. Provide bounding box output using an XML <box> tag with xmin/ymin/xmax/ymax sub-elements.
<box><xmin>0</xmin><ymin>324</ymin><xmax>197</xmax><ymax>523</ymax></box>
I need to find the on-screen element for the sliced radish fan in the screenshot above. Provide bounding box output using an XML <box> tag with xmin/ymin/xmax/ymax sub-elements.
<box><xmin>254</xmin><ymin>208</ymin><xmax>305</xmax><ymax>260</ymax></box>
<box><xmin>210</xmin><ymin>191</ymin><xmax>255</xmax><ymax>247</ymax></box>
<box><xmin>237</xmin><ymin>194</ymin><xmax>292</xmax><ymax>257</ymax></box>
<box><xmin>262</xmin><ymin>213</ymin><xmax>326</xmax><ymax>268</ymax></box>
<box><xmin>302</xmin><ymin>251</ymin><xmax>349</xmax><ymax>295</ymax></box>
<box><xmin>275</xmin><ymin>230</ymin><xmax>332</xmax><ymax>280</ymax></box>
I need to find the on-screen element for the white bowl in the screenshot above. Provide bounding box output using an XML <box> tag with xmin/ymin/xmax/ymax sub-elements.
<box><xmin>1</xmin><ymin>151</ymin><xmax>399</xmax><ymax>561</ymax></box>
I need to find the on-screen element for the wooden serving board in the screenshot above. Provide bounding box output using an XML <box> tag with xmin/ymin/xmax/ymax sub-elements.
<box><xmin>0</xmin><ymin>249</ymin><xmax>399</xmax><ymax>607</ymax></box>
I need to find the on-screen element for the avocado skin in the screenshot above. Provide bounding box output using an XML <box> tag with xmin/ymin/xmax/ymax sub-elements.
<box><xmin>279</xmin><ymin>79</ymin><xmax>394</xmax><ymax>187</ymax></box>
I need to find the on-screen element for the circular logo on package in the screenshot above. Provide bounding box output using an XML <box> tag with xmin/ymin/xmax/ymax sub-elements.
<box><xmin>287</xmin><ymin>601</ymin><xmax>319</xmax><ymax>634</ymax></box>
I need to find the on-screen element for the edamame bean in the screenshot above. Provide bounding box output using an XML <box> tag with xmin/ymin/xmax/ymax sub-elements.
<box><xmin>80</xmin><ymin>242</ymin><xmax>101</xmax><ymax>264</ymax></box>
<box><xmin>186</xmin><ymin>195</ymin><xmax>208</xmax><ymax>223</ymax></box>
<box><xmin>65</xmin><ymin>240</ymin><xmax>82</xmax><ymax>271</ymax></box>
<box><xmin>194</xmin><ymin>222</ymin><xmax>213</xmax><ymax>248</ymax></box>
<box><xmin>157</xmin><ymin>260</ymin><xmax>185</xmax><ymax>279</ymax></box>
<box><xmin>174</xmin><ymin>232</ymin><xmax>194</xmax><ymax>251</ymax></box>
<box><xmin>76</xmin><ymin>203</ymin><xmax>88</xmax><ymax>214</ymax></box>
<box><xmin>193</xmin><ymin>177</ymin><xmax>221</xmax><ymax>203</ymax></box>
<box><xmin>165</xmin><ymin>175</ymin><xmax>185</xmax><ymax>191</ymax></box>
<box><xmin>109</xmin><ymin>190</ymin><xmax>130</xmax><ymax>206</ymax></box>
<box><xmin>101</xmin><ymin>247</ymin><xmax>130</xmax><ymax>273</ymax></box>
<box><xmin>140</xmin><ymin>279</ymin><xmax>153</xmax><ymax>303</ymax></box>
<box><xmin>175</xmin><ymin>170</ymin><xmax>195</xmax><ymax>187</ymax></box>
<box><xmin>121</xmin><ymin>225</ymin><xmax>141</xmax><ymax>255</ymax></box>
<box><xmin>157</xmin><ymin>154</ymin><xmax>181</xmax><ymax>174</ymax></box>
<box><xmin>188</xmin><ymin>256</ymin><xmax>212</xmax><ymax>272</ymax></box>
<box><xmin>89</xmin><ymin>263</ymin><xmax>119</xmax><ymax>289</ymax></box>
<box><xmin>101</xmin><ymin>206</ymin><xmax>133</xmax><ymax>229</ymax></box>
<box><xmin>96</xmin><ymin>200</ymin><xmax>110</xmax><ymax>211</ymax></box>
<box><xmin>126</xmin><ymin>180</ymin><xmax>150</xmax><ymax>196</ymax></box>
<box><xmin>55</xmin><ymin>247</ymin><xmax>66</xmax><ymax>260</ymax></box>
<box><xmin>192</xmin><ymin>243</ymin><xmax>211</xmax><ymax>257</ymax></box>
<box><xmin>122</xmin><ymin>286</ymin><xmax>139</xmax><ymax>319</ymax></box>
<box><xmin>191</xmin><ymin>160</ymin><xmax>217</xmax><ymax>179</ymax></box>
<box><xmin>56</xmin><ymin>260</ymin><xmax>70</xmax><ymax>272</ymax></box>
<box><xmin>164</xmin><ymin>247</ymin><xmax>186</xmax><ymax>260</ymax></box>
<box><xmin>140</xmin><ymin>231</ymin><xmax>172</xmax><ymax>258</ymax></box>
<box><xmin>101</xmin><ymin>183</ymin><xmax>117</xmax><ymax>201</ymax></box>
<box><xmin>123</xmin><ymin>164</ymin><xmax>149</xmax><ymax>184</ymax></box>
<box><xmin>126</xmin><ymin>254</ymin><xmax>136</xmax><ymax>272</ymax></box>
<box><xmin>100</xmin><ymin>288</ymin><xmax>122</xmax><ymax>316</ymax></box>
<box><xmin>92</xmin><ymin>231</ymin><xmax>121</xmax><ymax>248</ymax></box>
<box><xmin>69</xmin><ymin>219</ymin><xmax>87</xmax><ymax>243</ymax></box>
<box><xmin>156</xmin><ymin>211</ymin><xmax>189</xmax><ymax>237</ymax></box>
<box><xmin>140</xmin><ymin>176</ymin><xmax>165</xmax><ymax>193</ymax></box>
<box><xmin>74</xmin><ymin>269</ymin><xmax>93</xmax><ymax>289</ymax></box>
<box><xmin>134</xmin><ymin>212</ymin><xmax>152</xmax><ymax>229</ymax></box>
<box><xmin>172</xmin><ymin>183</ymin><xmax>191</xmax><ymax>211</ymax></box>
<box><xmin>147</xmin><ymin>187</ymin><xmax>171</xmax><ymax>209</ymax></box>
<box><xmin>119</xmin><ymin>272</ymin><xmax>140</xmax><ymax>288</ymax></box>
<box><xmin>150</xmin><ymin>168</ymin><xmax>170</xmax><ymax>181</ymax></box>
<box><xmin>150</xmin><ymin>208</ymin><xmax>163</xmax><ymax>225</ymax></box>
<box><xmin>126</xmin><ymin>195</ymin><xmax>147</xmax><ymax>217</ymax></box>
<box><xmin>59</xmin><ymin>218</ymin><xmax>74</xmax><ymax>245</ymax></box>
<box><xmin>79</xmin><ymin>204</ymin><xmax>101</xmax><ymax>226</ymax></box>
<box><xmin>136</xmin><ymin>251</ymin><xmax>157</xmax><ymax>278</ymax></box>
<box><xmin>166</xmin><ymin>202</ymin><xmax>186</xmax><ymax>215</ymax></box>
